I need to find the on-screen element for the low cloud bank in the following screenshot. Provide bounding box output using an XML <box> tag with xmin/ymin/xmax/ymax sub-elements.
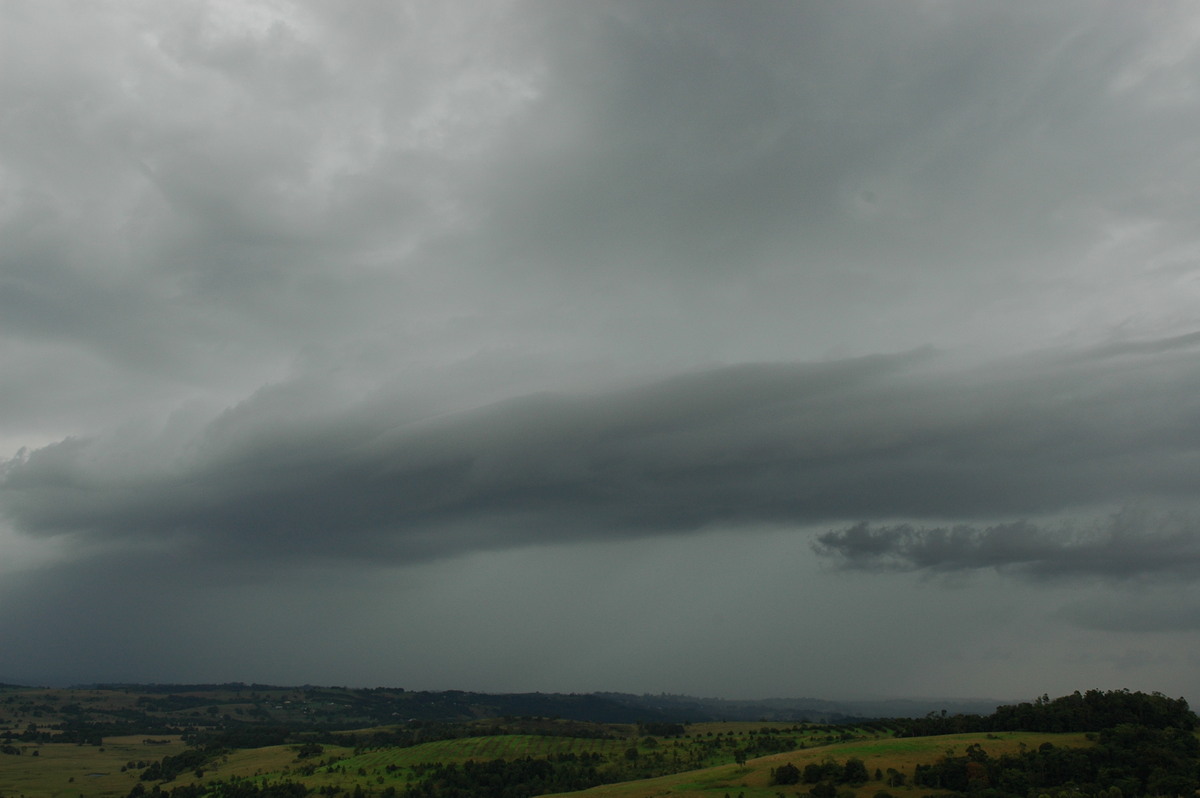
<box><xmin>4</xmin><ymin>337</ymin><xmax>1200</xmax><ymax>566</ymax></box>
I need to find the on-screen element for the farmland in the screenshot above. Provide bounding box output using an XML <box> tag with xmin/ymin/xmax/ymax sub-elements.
<box><xmin>0</xmin><ymin>687</ymin><xmax>1195</xmax><ymax>798</ymax></box>
<box><xmin>0</xmin><ymin>725</ymin><xmax>1092</xmax><ymax>798</ymax></box>
<box><xmin>0</xmin><ymin>719</ymin><xmax>879</xmax><ymax>798</ymax></box>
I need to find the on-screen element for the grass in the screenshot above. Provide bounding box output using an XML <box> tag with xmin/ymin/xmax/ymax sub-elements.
<box><xmin>336</xmin><ymin>734</ymin><xmax>629</xmax><ymax>769</ymax></box>
<box><xmin>0</xmin><ymin>736</ymin><xmax>189</xmax><ymax>798</ymax></box>
<box><xmin>540</xmin><ymin>731</ymin><xmax>1094</xmax><ymax>798</ymax></box>
<box><xmin>0</xmin><ymin>726</ymin><xmax>1095</xmax><ymax>798</ymax></box>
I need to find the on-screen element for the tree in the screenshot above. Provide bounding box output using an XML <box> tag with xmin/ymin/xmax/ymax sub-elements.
<box><xmin>772</xmin><ymin>763</ymin><xmax>801</xmax><ymax>785</ymax></box>
<box><xmin>810</xmin><ymin>782</ymin><xmax>837</xmax><ymax>798</ymax></box>
<box><xmin>843</xmin><ymin>758</ymin><xmax>869</xmax><ymax>784</ymax></box>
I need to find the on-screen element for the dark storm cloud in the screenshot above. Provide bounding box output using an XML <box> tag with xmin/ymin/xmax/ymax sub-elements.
<box><xmin>5</xmin><ymin>335</ymin><xmax>1200</xmax><ymax>566</ymax></box>
<box><xmin>814</xmin><ymin>509</ymin><xmax>1200</xmax><ymax>581</ymax></box>
<box><xmin>4</xmin><ymin>1</ymin><xmax>1200</xmax><ymax>697</ymax></box>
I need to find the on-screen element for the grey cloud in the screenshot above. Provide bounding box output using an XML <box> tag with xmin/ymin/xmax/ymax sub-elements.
<box><xmin>6</xmin><ymin>337</ymin><xmax>1200</xmax><ymax>566</ymax></box>
<box><xmin>814</xmin><ymin>508</ymin><xmax>1200</xmax><ymax>581</ymax></box>
<box><xmin>481</xmin><ymin>2</ymin><xmax>1196</xmax><ymax>273</ymax></box>
<box><xmin>4</xmin><ymin>1</ymin><xmax>1200</xmax><ymax>698</ymax></box>
<box><xmin>4</xmin><ymin>0</ymin><xmax>1200</xmax><ymax>450</ymax></box>
<box><xmin>428</xmin><ymin>0</ymin><xmax>1200</xmax><ymax>375</ymax></box>
<box><xmin>0</xmin><ymin>2</ymin><xmax>533</xmax><ymax>366</ymax></box>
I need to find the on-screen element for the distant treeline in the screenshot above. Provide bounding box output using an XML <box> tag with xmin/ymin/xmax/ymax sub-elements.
<box><xmin>3</xmin><ymin>719</ymin><xmax>178</xmax><ymax>746</ymax></box>
<box><xmin>888</xmin><ymin>690</ymin><xmax>1195</xmax><ymax>737</ymax></box>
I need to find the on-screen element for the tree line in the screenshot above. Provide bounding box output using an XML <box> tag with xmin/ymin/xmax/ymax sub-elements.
<box><xmin>913</xmin><ymin>725</ymin><xmax>1199</xmax><ymax>798</ymax></box>
<box><xmin>890</xmin><ymin>690</ymin><xmax>1194</xmax><ymax>738</ymax></box>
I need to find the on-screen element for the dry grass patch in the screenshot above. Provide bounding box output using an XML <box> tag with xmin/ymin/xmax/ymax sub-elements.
<box><xmin>0</xmin><ymin>737</ymin><xmax>188</xmax><ymax>798</ymax></box>
<box><xmin>543</xmin><ymin>732</ymin><xmax>1093</xmax><ymax>798</ymax></box>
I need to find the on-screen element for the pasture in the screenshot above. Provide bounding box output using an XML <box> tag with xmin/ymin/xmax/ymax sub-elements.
<box><xmin>0</xmin><ymin>722</ymin><xmax>1092</xmax><ymax>798</ymax></box>
<box><xmin>0</xmin><ymin>735</ymin><xmax>188</xmax><ymax>798</ymax></box>
<box><xmin>541</xmin><ymin>731</ymin><xmax>1094</xmax><ymax>798</ymax></box>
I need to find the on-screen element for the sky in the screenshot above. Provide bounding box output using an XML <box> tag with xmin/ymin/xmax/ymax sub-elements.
<box><xmin>2</xmin><ymin>0</ymin><xmax>1200</xmax><ymax>702</ymax></box>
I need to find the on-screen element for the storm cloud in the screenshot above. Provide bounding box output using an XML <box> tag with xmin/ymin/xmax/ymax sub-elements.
<box><xmin>6</xmin><ymin>335</ymin><xmax>1200</xmax><ymax>567</ymax></box>
<box><xmin>3</xmin><ymin>1</ymin><xmax>1200</xmax><ymax>698</ymax></box>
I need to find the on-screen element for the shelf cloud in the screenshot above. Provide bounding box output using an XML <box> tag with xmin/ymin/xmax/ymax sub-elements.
<box><xmin>7</xmin><ymin>335</ymin><xmax>1200</xmax><ymax>570</ymax></box>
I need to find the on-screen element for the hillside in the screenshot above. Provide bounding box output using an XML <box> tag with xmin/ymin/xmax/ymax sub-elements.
<box><xmin>541</xmin><ymin>731</ymin><xmax>1093</xmax><ymax>798</ymax></box>
<box><xmin>0</xmin><ymin>687</ymin><xmax>1195</xmax><ymax>798</ymax></box>
<box><xmin>0</xmin><ymin>683</ymin><xmax>1004</xmax><ymax>729</ymax></box>
<box><xmin>0</xmin><ymin>725</ymin><xmax>1104</xmax><ymax>798</ymax></box>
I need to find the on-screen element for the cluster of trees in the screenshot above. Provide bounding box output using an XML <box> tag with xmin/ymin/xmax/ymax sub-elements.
<box><xmin>636</xmin><ymin>722</ymin><xmax>685</xmax><ymax>737</ymax></box>
<box><xmin>140</xmin><ymin>748</ymin><xmax>224</xmax><ymax>782</ymax></box>
<box><xmin>401</xmin><ymin>754</ymin><xmax>608</xmax><ymax>798</ymax></box>
<box><xmin>3</xmin><ymin>715</ymin><xmax>183</xmax><ymax>744</ymax></box>
<box><xmin>771</xmin><ymin>757</ymin><xmax>871</xmax><ymax>787</ymax></box>
<box><xmin>913</xmin><ymin>726</ymin><xmax>1199</xmax><ymax>798</ymax></box>
<box><xmin>2</xmin><ymin>719</ymin><xmax>122</xmax><ymax>745</ymax></box>
<box><xmin>185</xmin><ymin>726</ymin><xmax>297</xmax><ymax>750</ymax></box>
<box><xmin>181</xmin><ymin>717</ymin><xmax>617</xmax><ymax>756</ymax></box>
<box><xmin>897</xmin><ymin>691</ymin><xmax>1199</xmax><ymax>798</ymax></box>
<box><xmin>893</xmin><ymin>691</ymin><xmax>1194</xmax><ymax>738</ymax></box>
<box><xmin>988</xmin><ymin>691</ymin><xmax>1194</xmax><ymax>734</ymax></box>
<box><xmin>129</xmin><ymin>779</ymin><xmax>309</xmax><ymax>798</ymax></box>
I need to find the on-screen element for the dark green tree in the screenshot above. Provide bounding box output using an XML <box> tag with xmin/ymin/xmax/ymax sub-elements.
<box><xmin>772</xmin><ymin>763</ymin><xmax>801</xmax><ymax>785</ymax></box>
<box><xmin>843</xmin><ymin>758</ymin><xmax>869</xmax><ymax>784</ymax></box>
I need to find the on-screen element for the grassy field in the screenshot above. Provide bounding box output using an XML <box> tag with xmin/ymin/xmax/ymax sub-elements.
<box><xmin>0</xmin><ymin>735</ymin><xmax>190</xmax><ymax>798</ymax></box>
<box><xmin>0</xmin><ymin>726</ymin><xmax>1092</xmax><ymax>798</ymax></box>
<box><xmin>340</xmin><ymin>734</ymin><xmax>627</xmax><ymax>766</ymax></box>
<box><xmin>540</xmin><ymin>731</ymin><xmax>1093</xmax><ymax>798</ymax></box>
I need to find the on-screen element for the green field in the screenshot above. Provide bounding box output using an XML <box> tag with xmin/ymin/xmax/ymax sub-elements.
<box><xmin>0</xmin><ymin>724</ymin><xmax>1095</xmax><ymax>798</ymax></box>
<box><xmin>0</xmin><ymin>723</ymin><xmax>874</xmax><ymax>798</ymax></box>
<box><xmin>0</xmin><ymin>736</ymin><xmax>190</xmax><ymax>798</ymax></box>
<box><xmin>541</xmin><ymin>731</ymin><xmax>1095</xmax><ymax>798</ymax></box>
<box><xmin>337</xmin><ymin>734</ymin><xmax>627</xmax><ymax>768</ymax></box>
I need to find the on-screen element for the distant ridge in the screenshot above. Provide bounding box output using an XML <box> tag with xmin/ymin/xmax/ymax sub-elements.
<box><xmin>596</xmin><ymin>692</ymin><xmax>1007</xmax><ymax>721</ymax></box>
<box><xmin>57</xmin><ymin>682</ymin><xmax>1006</xmax><ymax>722</ymax></box>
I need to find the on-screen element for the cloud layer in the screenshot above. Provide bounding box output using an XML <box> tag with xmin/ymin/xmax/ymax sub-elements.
<box><xmin>6</xmin><ymin>335</ymin><xmax>1200</xmax><ymax>570</ymax></box>
<box><xmin>3</xmin><ymin>1</ymin><xmax>1200</xmax><ymax>698</ymax></box>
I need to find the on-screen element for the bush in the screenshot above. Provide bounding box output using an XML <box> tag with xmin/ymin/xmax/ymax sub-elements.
<box><xmin>843</xmin><ymin>757</ymin><xmax>869</xmax><ymax>784</ymax></box>
<box><xmin>810</xmin><ymin>782</ymin><xmax>837</xmax><ymax>798</ymax></box>
<box><xmin>772</xmin><ymin>763</ymin><xmax>801</xmax><ymax>785</ymax></box>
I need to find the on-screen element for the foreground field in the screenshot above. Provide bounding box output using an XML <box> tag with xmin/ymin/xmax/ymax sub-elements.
<box><xmin>0</xmin><ymin>722</ymin><xmax>857</xmax><ymax>798</ymax></box>
<box><xmin>0</xmin><ymin>726</ymin><xmax>1091</xmax><ymax>798</ymax></box>
<box><xmin>543</xmin><ymin>732</ymin><xmax>1092</xmax><ymax>798</ymax></box>
<box><xmin>3</xmin><ymin>685</ymin><xmax>1189</xmax><ymax>798</ymax></box>
<box><xmin>0</xmin><ymin>735</ymin><xmax>191</xmax><ymax>798</ymax></box>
